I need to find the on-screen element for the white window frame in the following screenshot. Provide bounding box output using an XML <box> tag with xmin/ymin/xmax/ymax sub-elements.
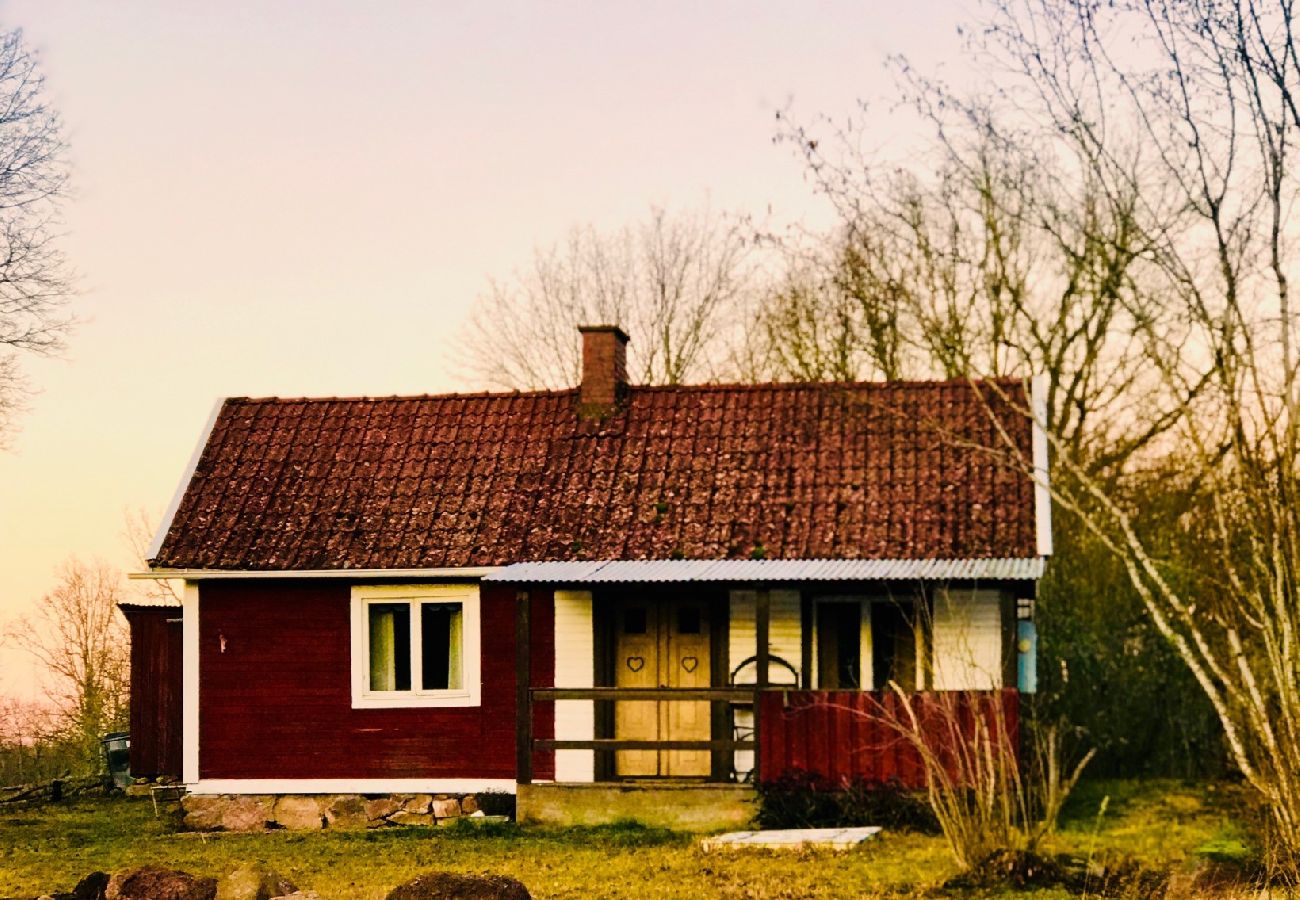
<box><xmin>350</xmin><ymin>583</ymin><xmax>482</xmax><ymax>709</ymax></box>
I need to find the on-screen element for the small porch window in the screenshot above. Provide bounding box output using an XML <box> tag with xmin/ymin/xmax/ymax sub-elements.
<box><xmin>351</xmin><ymin>584</ymin><xmax>480</xmax><ymax>708</ymax></box>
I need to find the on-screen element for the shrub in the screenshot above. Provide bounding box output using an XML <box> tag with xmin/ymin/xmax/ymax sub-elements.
<box><xmin>755</xmin><ymin>770</ymin><xmax>939</xmax><ymax>833</ymax></box>
<box><xmin>474</xmin><ymin>790</ymin><xmax>516</xmax><ymax>819</ymax></box>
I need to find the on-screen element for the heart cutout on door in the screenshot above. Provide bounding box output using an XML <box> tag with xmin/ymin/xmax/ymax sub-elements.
<box><xmin>681</xmin><ymin>656</ymin><xmax>698</xmax><ymax>673</ymax></box>
<box><xmin>625</xmin><ymin>656</ymin><xmax>645</xmax><ymax>672</ymax></box>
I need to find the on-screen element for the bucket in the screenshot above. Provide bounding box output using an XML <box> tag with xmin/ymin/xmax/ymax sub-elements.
<box><xmin>101</xmin><ymin>731</ymin><xmax>131</xmax><ymax>790</ymax></box>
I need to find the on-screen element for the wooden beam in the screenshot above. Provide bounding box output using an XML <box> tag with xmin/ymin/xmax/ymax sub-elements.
<box><xmin>532</xmin><ymin>687</ymin><xmax>756</xmax><ymax>702</ymax></box>
<box><xmin>754</xmin><ymin>587</ymin><xmax>770</xmax><ymax>782</ymax></box>
<box><xmin>536</xmin><ymin>739</ymin><xmax>756</xmax><ymax>752</ymax></box>
<box><xmin>800</xmin><ymin>592</ymin><xmax>813</xmax><ymax>689</ymax></box>
<box><xmin>515</xmin><ymin>590</ymin><xmax>532</xmax><ymax>785</ymax></box>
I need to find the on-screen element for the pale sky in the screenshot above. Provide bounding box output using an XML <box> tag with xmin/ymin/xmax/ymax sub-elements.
<box><xmin>0</xmin><ymin>1</ymin><xmax>970</xmax><ymax>697</ymax></box>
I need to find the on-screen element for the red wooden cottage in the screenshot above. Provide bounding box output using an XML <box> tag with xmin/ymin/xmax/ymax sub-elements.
<box><xmin>128</xmin><ymin>325</ymin><xmax>1050</xmax><ymax>827</ymax></box>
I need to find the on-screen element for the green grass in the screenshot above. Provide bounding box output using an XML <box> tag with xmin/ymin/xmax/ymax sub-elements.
<box><xmin>0</xmin><ymin>780</ymin><xmax>1258</xmax><ymax>899</ymax></box>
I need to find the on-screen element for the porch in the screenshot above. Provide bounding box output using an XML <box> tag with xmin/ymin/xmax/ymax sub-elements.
<box><xmin>494</xmin><ymin>559</ymin><xmax>1037</xmax><ymax>827</ymax></box>
<box><xmin>514</xmin><ymin>685</ymin><xmax>1020</xmax><ymax>829</ymax></box>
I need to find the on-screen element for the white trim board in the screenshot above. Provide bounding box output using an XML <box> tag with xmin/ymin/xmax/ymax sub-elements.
<box><xmin>188</xmin><ymin>778</ymin><xmax>517</xmax><ymax>796</ymax></box>
<box><xmin>148</xmin><ymin>398</ymin><xmax>225</xmax><ymax>561</ymax></box>
<box><xmin>1030</xmin><ymin>374</ymin><xmax>1053</xmax><ymax>557</ymax></box>
<box><xmin>182</xmin><ymin>582</ymin><xmax>200</xmax><ymax>785</ymax></box>
<box><xmin>552</xmin><ymin>590</ymin><xmax>594</xmax><ymax>782</ymax></box>
<box><xmin>133</xmin><ymin>566</ymin><xmax>500</xmax><ymax>581</ymax></box>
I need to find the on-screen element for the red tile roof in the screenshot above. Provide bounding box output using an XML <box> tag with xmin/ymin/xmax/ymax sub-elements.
<box><xmin>150</xmin><ymin>378</ymin><xmax>1039</xmax><ymax>570</ymax></box>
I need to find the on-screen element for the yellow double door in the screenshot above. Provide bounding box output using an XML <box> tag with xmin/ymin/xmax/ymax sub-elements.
<box><xmin>613</xmin><ymin>598</ymin><xmax>712</xmax><ymax>778</ymax></box>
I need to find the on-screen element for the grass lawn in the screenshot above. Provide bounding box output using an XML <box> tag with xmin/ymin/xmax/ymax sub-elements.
<box><xmin>0</xmin><ymin>780</ymin><xmax>1257</xmax><ymax>899</ymax></box>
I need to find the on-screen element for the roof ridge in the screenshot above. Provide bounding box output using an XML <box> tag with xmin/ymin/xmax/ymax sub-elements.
<box><xmin>224</xmin><ymin>375</ymin><xmax>1029</xmax><ymax>406</ymax></box>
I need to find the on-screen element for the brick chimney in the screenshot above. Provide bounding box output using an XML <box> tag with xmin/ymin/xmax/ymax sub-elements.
<box><xmin>578</xmin><ymin>324</ymin><xmax>630</xmax><ymax>417</ymax></box>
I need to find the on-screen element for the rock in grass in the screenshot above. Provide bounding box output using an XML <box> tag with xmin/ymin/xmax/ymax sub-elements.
<box><xmin>105</xmin><ymin>866</ymin><xmax>218</xmax><ymax>900</ymax></box>
<box><xmin>72</xmin><ymin>871</ymin><xmax>109</xmax><ymax>900</ymax></box>
<box><xmin>384</xmin><ymin>872</ymin><xmax>530</xmax><ymax>900</ymax></box>
<box><xmin>216</xmin><ymin>865</ymin><xmax>297</xmax><ymax>900</ymax></box>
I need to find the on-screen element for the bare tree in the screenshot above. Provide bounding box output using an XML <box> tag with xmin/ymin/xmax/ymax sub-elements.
<box><xmin>5</xmin><ymin>559</ymin><xmax>128</xmax><ymax>771</ymax></box>
<box><xmin>0</xmin><ymin>696</ymin><xmax>66</xmax><ymax>784</ymax></box>
<box><xmin>461</xmin><ymin>205</ymin><xmax>755</xmax><ymax>389</ymax></box>
<box><xmin>0</xmin><ymin>28</ymin><xmax>72</xmax><ymax>446</ymax></box>
<box><xmin>762</xmin><ymin>113</ymin><xmax>1174</xmax><ymax>473</ymax></box>
<box><xmin>801</xmin><ymin>0</ymin><xmax>1300</xmax><ymax>867</ymax></box>
<box><xmin>122</xmin><ymin>507</ymin><xmax>179</xmax><ymax>605</ymax></box>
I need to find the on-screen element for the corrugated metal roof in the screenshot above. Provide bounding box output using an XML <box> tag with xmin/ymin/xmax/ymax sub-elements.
<box><xmin>482</xmin><ymin>557</ymin><xmax>1045</xmax><ymax>584</ymax></box>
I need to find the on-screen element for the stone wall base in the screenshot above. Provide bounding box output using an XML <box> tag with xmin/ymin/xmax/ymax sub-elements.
<box><xmin>181</xmin><ymin>791</ymin><xmax>499</xmax><ymax>832</ymax></box>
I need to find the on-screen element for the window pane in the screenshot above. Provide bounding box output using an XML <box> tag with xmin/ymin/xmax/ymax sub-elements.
<box><xmin>369</xmin><ymin>603</ymin><xmax>411</xmax><ymax>691</ymax></box>
<box><xmin>623</xmin><ymin>608</ymin><xmax>647</xmax><ymax>634</ymax></box>
<box><xmin>421</xmin><ymin>602</ymin><xmax>463</xmax><ymax>690</ymax></box>
<box><xmin>677</xmin><ymin>606</ymin><xmax>701</xmax><ymax>635</ymax></box>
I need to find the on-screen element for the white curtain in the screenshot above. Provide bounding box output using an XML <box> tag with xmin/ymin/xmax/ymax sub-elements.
<box><xmin>369</xmin><ymin>606</ymin><xmax>397</xmax><ymax>691</ymax></box>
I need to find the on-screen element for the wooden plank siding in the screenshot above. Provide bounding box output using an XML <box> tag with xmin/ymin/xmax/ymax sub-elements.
<box><xmin>757</xmin><ymin>689</ymin><xmax>1020</xmax><ymax>788</ymax></box>
<box><xmin>552</xmin><ymin>590</ymin><xmax>594</xmax><ymax>782</ymax></box>
<box><xmin>121</xmin><ymin>605</ymin><xmax>183</xmax><ymax>778</ymax></box>
<box><xmin>930</xmin><ymin>589</ymin><xmax>1005</xmax><ymax>690</ymax></box>
<box><xmin>196</xmin><ymin>580</ymin><xmax>554</xmax><ymax>781</ymax></box>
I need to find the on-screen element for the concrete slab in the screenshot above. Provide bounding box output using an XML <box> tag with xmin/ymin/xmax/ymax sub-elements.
<box><xmin>700</xmin><ymin>826</ymin><xmax>881</xmax><ymax>851</ymax></box>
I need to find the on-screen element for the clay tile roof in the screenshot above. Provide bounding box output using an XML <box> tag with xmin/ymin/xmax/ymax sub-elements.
<box><xmin>150</xmin><ymin>378</ymin><xmax>1040</xmax><ymax>570</ymax></box>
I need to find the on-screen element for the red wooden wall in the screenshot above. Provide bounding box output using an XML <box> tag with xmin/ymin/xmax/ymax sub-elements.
<box><xmin>197</xmin><ymin>580</ymin><xmax>554</xmax><ymax>781</ymax></box>
<box><xmin>121</xmin><ymin>604</ymin><xmax>184</xmax><ymax>778</ymax></box>
<box><xmin>757</xmin><ymin>689</ymin><xmax>1020</xmax><ymax>788</ymax></box>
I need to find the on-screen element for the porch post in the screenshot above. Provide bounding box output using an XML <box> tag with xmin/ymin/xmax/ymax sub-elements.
<box><xmin>515</xmin><ymin>590</ymin><xmax>532</xmax><ymax>785</ymax></box>
<box><xmin>754</xmin><ymin>587</ymin><xmax>770</xmax><ymax>781</ymax></box>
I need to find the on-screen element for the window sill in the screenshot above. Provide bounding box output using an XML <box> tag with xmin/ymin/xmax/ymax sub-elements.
<box><xmin>352</xmin><ymin>691</ymin><xmax>480</xmax><ymax>710</ymax></box>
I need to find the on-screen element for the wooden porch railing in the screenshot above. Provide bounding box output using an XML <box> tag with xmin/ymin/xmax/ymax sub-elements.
<box><xmin>513</xmin><ymin>592</ymin><xmax>1020</xmax><ymax>788</ymax></box>
<box><xmin>517</xmin><ymin>686</ymin><xmax>760</xmax><ymax>783</ymax></box>
<box><xmin>757</xmin><ymin>688</ymin><xmax>1021</xmax><ymax>788</ymax></box>
<box><xmin>515</xmin><ymin>588</ymin><xmax>778</xmax><ymax>785</ymax></box>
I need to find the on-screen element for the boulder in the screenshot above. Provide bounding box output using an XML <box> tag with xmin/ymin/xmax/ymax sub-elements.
<box><xmin>182</xmin><ymin>795</ymin><xmax>272</xmax><ymax>832</ymax></box>
<box><xmin>269</xmin><ymin>893</ymin><xmax>321</xmax><ymax>900</ymax></box>
<box><xmin>324</xmin><ymin>794</ymin><xmax>368</xmax><ymax>828</ymax></box>
<box><xmin>106</xmin><ymin>866</ymin><xmax>218</xmax><ymax>900</ymax></box>
<box><xmin>460</xmin><ymin>795</ymin><xmax>479</xmax><ymax>815</ymax></box>
<box><xmin>364</xmin><ymin>797</ymin><xmax>401</xmax><ymax>823</ymax></box>
<box><xmin>216</xmin><ymin>865</ymin><xmax>297</xmax><ymax>900</ymax></box>
<box><xmin>73</xmin><ymin>871</ymin><xmax>109</xmax><ymax>900</ymax></box>
<box><xmin>401</xmin><ymin>794</ymin><xmax>433</xmax><ymax>814</ymax></box>
<box><xmin>388</xmin><ymin>810</ymin><xmax>433</xmax><ymax>826</ymax></box>
<box><xmin>272</xmin><ymin>796</ymin><xmax>324</xmax><ymax>830</ymax></box>
<box><xmin>385</xmin><ymin>872</ymin><xmax>530</xmax><ymax>900</ymax></box>
<box><xmin>430</xmin><ymin>798</ymin><xmax>461</xmax><ymax>820</ymax></box>
<box><xmin>181</xmin><ymin>795</ymin><xmax>227</xmax><ymax>831</ymax></box>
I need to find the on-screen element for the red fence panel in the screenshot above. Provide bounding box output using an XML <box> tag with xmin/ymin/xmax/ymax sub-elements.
<box><xmin>757</xmin><ymin>689</ymin><xmax>1020</xmax><ymax>789</ymax></box>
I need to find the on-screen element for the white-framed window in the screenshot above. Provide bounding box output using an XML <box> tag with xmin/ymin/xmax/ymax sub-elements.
<box><xmin>350</xmin><ymin>584</ymin><xmax>482</xmax><ymax>708</ymax></box>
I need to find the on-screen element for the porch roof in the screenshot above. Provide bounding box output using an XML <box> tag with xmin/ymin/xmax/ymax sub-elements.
<box><xmin>481</xmin><ymin>556</ymin><xmax>1045</xmax><ymax>584</ymax></box>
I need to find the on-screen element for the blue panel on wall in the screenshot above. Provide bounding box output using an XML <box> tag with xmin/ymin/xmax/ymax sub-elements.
<box><xmin>1017</xmin><ymin>620</ymin><xmax>1038</xmax><ymax>694</ymax></box>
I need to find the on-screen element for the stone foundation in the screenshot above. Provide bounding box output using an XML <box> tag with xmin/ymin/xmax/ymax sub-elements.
<box><xmin>181</xmin><ymin>791</ymin><xmax>491</xmax><ymax>832</ymax></box>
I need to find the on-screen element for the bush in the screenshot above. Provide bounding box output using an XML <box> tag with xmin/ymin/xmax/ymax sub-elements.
<box><xmin>474</xmin><ymin>790</ymin><xmax>516</xmax><ymax>819</ymax></box>
<box><xmin>755</xmin><ymin>771</ymin><xmax>939</xmax><ymax>833</ymax></box>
